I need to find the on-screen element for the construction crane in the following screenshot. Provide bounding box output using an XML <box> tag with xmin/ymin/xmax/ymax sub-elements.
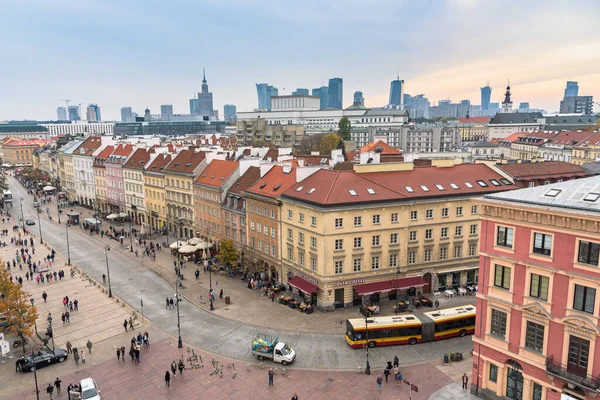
<box><xmin>61</xmin><ymin>99</ymin><xmax>70</xmax><ymax>108</ymax></box>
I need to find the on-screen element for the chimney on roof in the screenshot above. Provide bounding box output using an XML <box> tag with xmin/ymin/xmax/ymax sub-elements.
<box><xmin>282</xmin><ymin>164</ymin><xmax>292</xmax><ymax>174</ymax></box>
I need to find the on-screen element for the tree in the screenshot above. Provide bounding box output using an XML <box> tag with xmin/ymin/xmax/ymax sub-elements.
<box><xmin>218</xmin><ymin>238</ymin><xmax>238</xmax><ymax>267</ymax></box>
<box><xmin>296</xmin><ymin>134</ymin><xmax>324</xmax><ymax>154</ymax></box>
<box><xmin>319</xmin><ymin>134</ymin><xmax>342</xmax><ymax>155</ymax></box>
<box><xmin>337</xmin><ymin>116</ymin><xmax>351</xmax><ymax>140</ymax></box>
<box><xmin>0</xmin><ymin>267</ymin><xmax>37</xmax><ymax>355</ymax></box>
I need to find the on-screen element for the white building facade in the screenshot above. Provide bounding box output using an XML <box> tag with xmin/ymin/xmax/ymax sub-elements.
<box><xmin>41</xmin><ymin>122</ymin><xmax>115</xmax><ymax>137</ymax></box>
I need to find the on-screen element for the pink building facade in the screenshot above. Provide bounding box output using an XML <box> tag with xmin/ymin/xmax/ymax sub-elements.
<box><xmin>105</xmin><ymin>144</ymin><xmax>133</xmax><ymax>213</ymax></box>
<box><xmin>473</xmin><ymin>176</ymin><xmax>600</xmax><ymax>400</ymax></box>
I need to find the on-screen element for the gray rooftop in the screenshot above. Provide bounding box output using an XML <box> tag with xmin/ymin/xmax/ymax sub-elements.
<box><xmin>469</xmin><ymin>140</ymin><xmax>497</xmax><ymax>148</ymax></box>
<box><xmin>490</xmin><ymin>112</ymin><xmax>544</xmax><ymax>124</ymax></box>
<box><xmin>484</xmin><ymin>175</ymin><xmax>600</xmax><ymax>214</ymax></box>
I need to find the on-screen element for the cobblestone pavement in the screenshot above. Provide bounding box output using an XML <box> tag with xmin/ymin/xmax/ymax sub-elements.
<box><xmin>8</xmin><ymin>337</ymin><xmax>473</xmax><ymax>400</ymax></box>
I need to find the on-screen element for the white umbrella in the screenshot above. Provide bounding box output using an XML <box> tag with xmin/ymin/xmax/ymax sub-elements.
<box><xmin>106</xmin><ymin>214</ymin><xmax>118</xmax><ymax>220</ymax></box>
<box><xmin>169</xmin><ymin>240</ymin><xmax>187</xmax><ymax>249</ymax></box>
<box><xmin>118</xmin><ymin>212</ymin><xmax>128</xmax><ymax>218</ymax></box>
<box><xmin>188</xmin><ymin>237</ymin><xmax>204</xmax><ymax>245</ymax></box>
<box><xmin>194</xmin><ymin>242</ymin><xmax>209</xmax><ymax>250</ymax></box>
<box><xmin>178</xmin><ymin>245</ymin><xmax>198</xmax><ymax>254</ymax></box>
<box><xmin>43</xmin><ymin>185</ymin><xmax>56</xmax><ymax>191</ymax></box>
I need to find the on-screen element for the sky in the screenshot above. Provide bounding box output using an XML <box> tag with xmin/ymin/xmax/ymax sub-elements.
<box><xmin>1</xmin><ymin>0</ymin><xmax>599</xmax><ymax>121</ymax></box>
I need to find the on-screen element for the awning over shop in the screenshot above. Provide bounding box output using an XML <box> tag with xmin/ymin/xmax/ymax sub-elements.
<box><xmin>288</xmin><ymin>276</ymin><xmax>318</xmax><ymax>294</ymax></box>
<box><xmin>354</xmin><ymin>276</ymin><xmax>428</xmax><ymax>296</ymax></box>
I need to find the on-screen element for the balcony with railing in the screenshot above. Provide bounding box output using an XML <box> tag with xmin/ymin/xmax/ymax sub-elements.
<box><xmin>546</xmin><ymin>356</ymin><xmax>600</xmax><ymax>391</ymax></box>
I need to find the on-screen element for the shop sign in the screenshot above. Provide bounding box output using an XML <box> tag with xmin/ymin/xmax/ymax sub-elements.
<box><xmin>295</xmin><ymin>272</ymin><xmax>319</xmax><ymax>286</ymax></box>
<box><xmin>332</xmin><ymin>278</ymin><xmax>365</xmax><ymax>287</ymax></box>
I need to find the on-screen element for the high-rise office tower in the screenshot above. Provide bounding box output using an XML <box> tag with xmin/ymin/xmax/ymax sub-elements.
<box><xmin>292</xmin><ymin>88</ymin><xmax>309</xmax><ymax>96</ymax></box>
<box><xmin>160</xmin><ymin>105</ymin><xmax>174</xmax><ymax>120</ymax></box>
<box><xmin>256</xmin><ymin>83</ymin><xmax>279</xmax><ymax>110</ymax></box>
<box><xmin>328</xmin><ymin>78</ymin><xmax>343</xmax><ymax>109</ymax></box>
<box><xmin>560</xmin><ymin>96</ymin><xmax>594</xmax><ymax>115</ymax></box>
<box><xmin>518</xmin><ymin>102</ymin><xmax>530</xmax><ymax>111</ymax></box>
<box><xmin>120</xmin><ymin>107</ymin><xmax>134</xmax><ymax>122</ymax></box>
<box><xmin>57</xmin><ymin>107</ymin><xmax>67</xmax><ymax>121</ymax></box>
<box><xmin>312</xmin><ymin>87</ymin><xmax>329</xmax><ymax>109</ymax></box>
<box><xmin>68</xmin><ymin>106</ymin><xmax>81</xmax><ymax>121</ymax></box>
<box><xmin>197</xmin><ymin>69</ymin><xmax>214</xmax><ymax>117</ymax></box>
<box><xmin>86</xmin><ymin>104</ymin><xmax>101</xmax><ymax>122</ymax></box>
<box><xmin>480</xmin><ymin>85</ymin><xmax>492</xmax><ymax>111</ymax></box>
<box><xmin>564</xmin><ymin>81</ymin><xmax>579</xmax><ymax>98</ymax></box>
<box><xmin>389</xmin><ymin>77</ymin><xmax>404</xmax><ymax>106</ymax></box>
<box><xmin>353</xmin><ymin>91</ymin><xmax>364</xmax><ymax>106</ymax></box>
<box><xmin>224</xmin><ymin>104</ymin><xmax>237</xmax><ymax>122</ymax></box>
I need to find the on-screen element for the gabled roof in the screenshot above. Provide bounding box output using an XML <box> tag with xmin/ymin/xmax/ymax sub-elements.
<box><xmin>282</xmin><ymin>163</ymin><xmax>514</xmax><ymax>206</ymax></box>
<box><xmin>4</xmin><ymin>139</ymin><xmax>54</xmax><ymax>147</ymax></box>
<box><xmin>490</xmin><ymin>112</ymin><xmax>543</xmax><ymax>124</ymax></box>
<box><xmin>145</xmin><ymin>153</ymin><xmax>172</xmax><ymax>175</ymax></box>
<box><xmin>573</xmin><ymin>131</ymin><xmax>600</xmax><ymax>149</ymax></box>
<box><xmin>163</xmin><ymin>149</ymin><xmax>206</xmax><ymax>175</ymax></box>
<box><xmin>484</xmin><ymin>175</ymin><xmax>600</xmax><ymax>215</ymax></box>
<box><xmin>458</xmin><ymin>116</ymin><xmax>490</xmax><ymax>124</ymax></box>
<box><xmin>93</xmin><ymin>146</ymin><xmax>114</xmax><ymax>167</ymax></box>
<box><xmin>496</xmin><ymin>161</ymin><xmax>587</xmax><ymax>179</ymax></box>
<box><xmin>360</xmin><ymin>140</ymin><xmax>402</xmax><ymax>155</ymax></box>
<box><xmin>263</xmin><ymin>148</ymin><xmax>279</xmax><ymax>161</ymax></box>
<box><xmin>73</xmin><ymin>136</ymin><xmax>103</xmax><ymax>156</ymax></box>
<box><xmin>470</xmin><ymin>140</ymin><xmax>497</xmax><ymax>148</ymax></box>
<box><xmin>246</xmin><ymin>165</ymin><xmax>297</xmax><ymax>199</ymax></box>
<box><xmin>110</xmin><ymin>144</ymin><xmax>134</xmax><ymax>157</ymax></box>
<box><xmin>194</xmin><ymin>160</ymin><xmax>238</xmax><ymax>188</ymax></box>
<box><xmin>545</xmin><ymin>130</ymin><xmax>593</xmax><ymax>146</ymax></box>
<box><xmin>123</xmin><ymin>148</ymin><xmax>153</xmax><ymax>170</ymax></box>
<box><xmin>228</xmin><ymin>166</ymin><xmax>261</xmax><ymax>196</ymax></box>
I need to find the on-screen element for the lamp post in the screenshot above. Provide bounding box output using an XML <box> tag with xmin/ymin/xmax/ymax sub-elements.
<box><xmin>20</xmin><ymin>197</ymin><xmax>25</xmax><ymax>232</ymax></box>
<box><xmin>105</xmin><ymin>245</ymin><xmax>112</xmax><ymax>298</ymax></box>
<box><xmin>65</xmin><ymin>223</ymin><xmax>71</xmax><ymax>265</ymax></box>
<box><xmin>36</xmin><ymin>207</ymin><xmax>43</xmax><ymax>244</ymax></box>
<box><xmin>57</xmin><ymin>199</ymin><xmax>61</xmax><ymax>224</ymax></box>
<box><xmin>175</xmin><ymin>279</ymin><xmax>183</xmax><ymax>348</ymax></box>
<box><xmin>129</xmin><ymin>218</ymin><xmax>133</xmax><ymax>252</ymax></box>
<box><xmin>395</xmin><ymin>267</ymin><xmax>400</xmax><ymax>315</ymax></box>
<box><xmin>364</xmin><ymin>311</ymin><xmax>371</xmax><ymax>375</ymax></box>
<box><xmin>29</xmin><ymin>298</ymin><xmax>37</xmax><ymax>334</ymax></box>
<box><xmin>33</xmin><ymin>367</ymin><xmax>40</xmax><ymax>400</ymax></box>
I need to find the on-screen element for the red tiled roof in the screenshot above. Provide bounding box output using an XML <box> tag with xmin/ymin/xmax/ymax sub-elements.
<box><xmin>4</xmin><ymin>139</ymin><xmax>54</xmax><ymax>147</ymax></box>
<box><xmin>458</xmin><ymin>116</ymin><xmax>490</xmax><ymax>124</ymax></box>
<box><xmin>573</xmin><ymin>131</ymin><xmax>600</xmax><ymax>148</ymax></box>
<box><xmin>123</xmin><ymin>148</ymin><xmax>153</xmax><ymax>169</ymax></box>
<box><xmin>295</xmin><ymin>155</ymin><xmax>330</xmax><ymax>166</ymax></box>
<box><xmin>195</xmin><ymin>160</ymin><xmax>238</xmax><ymax>188</ymax></box>
<box><xmin>93</xmin><ymin>146</ymin><xmax>114</xmax><ymax>167</ymax></box>
<box><xmin>548</xmin><ymin>130</ymin><xmax>594</xmax><ymax>146</ymax></box>
<box><xmin>228</xmin><ymin>166</ymin><xmax>261</xmax><ymax>195</ymax></box>
<box><xmin>110</xmin><ymin>144</ymin><xmax>134</xmax><ymax>157</ymax></box>
<box><xmin>73</xmin><ymin>136</ymin><xmax>103</xmax><ymax>156</ymax></box>
<box><xmin>360</xmin><ymin>140</ymin><xmax>402</xmax><ymax>155</ymax></box>
<box><xmin>263</xmin><ymin>148</ymin><xmax>279</xmax><ymax>161</ymax></box>
<box><xmin>246</xmin><ymin>165</ymin><xmax>297</xmax><ymax>199</ymax></box>
<box><xmin>163</xmin><ymin>149</ymin><xmax>206</xmax><ymax>175</ymax></box>
<box><xmin>282</xmin><ymin>163</ymin><xmax>514</xmax><ymax>206</ymax></box>
<box><xmin>145</xmin><ymin>153</ymin><xmax>172</xmax><ymax>174</ymax></box>
<box><xmin>496</xmin><ymin>161</ymin><xmax>587</xmax><ymax>179</ymax></box>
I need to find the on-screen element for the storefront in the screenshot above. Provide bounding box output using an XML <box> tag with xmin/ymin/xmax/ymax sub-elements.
<box><xmin>353</xmin><ymin>276</ymin><xmax>428</xmax><ymax>306</ymax></box>
<box><xmin>287</xmin><ymin>275</ymin><xmax>318</xmax><ymax>305</ymax></box>
<box><xmin>435</xmin><ymin>266</ymin><xmax>478</xmax><ymax>292</ymax></box>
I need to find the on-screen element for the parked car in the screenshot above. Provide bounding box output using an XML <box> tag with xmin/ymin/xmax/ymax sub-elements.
<box><xmin>33</xmin><ymin>201</ymin><xmax>39</xmax><ymax>208</ymax></box>
<box><xmin>69</xmin><ymin>378</ymin><xmax>101</xmax><ymax>400</ymax></box>
<box><xmin>25</xmin><ymin>220</ymin><xmax>35</xmax><ymax>226</ymax></box>
<box><xmin>15</xmin><ymin>349</ymin><xmax>68</xmax><ymax>372</ymax></box>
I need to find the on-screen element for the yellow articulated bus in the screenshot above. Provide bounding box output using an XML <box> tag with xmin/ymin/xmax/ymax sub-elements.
<box><xmin>345</xmin><ymin>305</ymin><xmax>476</xmax><ymax>348</ymax></box>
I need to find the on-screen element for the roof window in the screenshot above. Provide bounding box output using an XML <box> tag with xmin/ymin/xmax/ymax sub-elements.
<box><xmin>545</xmin><ymin>189</ymin><xmax>561</xmax><ymax>198</ymax></box>
<box><xmin>273</xmin><ymin>184</ymin><xmax>281</xmax><ymax>191</ymax></box>
<box><xmin>366</xmin><ymin>188</ymin><xmax>376</xmax><ymax>195</ymax></box>
<box><xmin>259</xmin><ymin>183</ymin><xmax>267</xmax><ymax>189</ymax></box>
<box><xmin>476</xmin><ymin>180</ymin><xmax>488</xmax><ymax>187</ymax></box>
<box><xmin>348</xmin><ymin>189</ymin><xmax>358</xmax><ymax>196</ymax></box>
<box><xmin>174</xmin><ymin>162</ymin><xmax>180</xmax><ymax>167</ymax></box>
<box><xmin>308</xmin><ymin>188</ymin><xmax>316</xmax><ymax>194</ymax></box>
<box><xmin>583</xmin><ymin>193</ymin><xmax>600</xmax><ymax>202</ymax></box>
<box><xmin>435</xmin><ymin>184</ymin><xmax>445</xmax><ymax>191</ymax></box>
<box><xmin>490</xmin><ymin>179</ymin><xmax>501</xmax><ymax>186</ymax></box>
<box><xmin>450</xmin><ymin>183</ymin><xmax>459</xmax><ymax>189</ymax></box>
<box><xmin>210</xmin><ymin>175</ymin><xmax>215</xmax><ymax>179</ymax></box>
<box><xmin>185</xmin><ymin>163</ymin><xmax>191</xmax><ymax>167</ymax></box>
<box><xmin>500</xmin><ymin>178</ymin><xmax>513</xmax><ymax>185</ymax></box>
<box><xmin>295</xmin><ymin>186</ymin><xmax>304</xmax><ymax>192</ymax></box>
<box><xmin>405</xmin><ymin>186</ymin><xmax>414</xmax><ymax>193</ymax></box>
<box><xmin>420</xmin><ymin>185</ymin><xmax>430</xmax><ymax>192</ymax></box>
<box><xmin>465</xmin><ymin>182</ymin><xmax>474</xmax><ymax>188</ymax></box>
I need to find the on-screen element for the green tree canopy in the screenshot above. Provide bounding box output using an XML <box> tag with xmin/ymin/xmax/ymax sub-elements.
<box><xmin>319</xmin><ymin>133</ymin><xmax>342</xmax><ymax>155</ymax></box>
<box><xmin>218</xmin><ymin>239</ymin><xmax>238</xmax><ymax>267</ymax></box>
<box><xmin>0</xmin><ymin>266</ymin><xmax>37</xmax><ymax>354</ymax></box>
<box><xmin>337</xmin><ymin>116</ymin><xmax>351</xmax><ymax>140</ymax></box>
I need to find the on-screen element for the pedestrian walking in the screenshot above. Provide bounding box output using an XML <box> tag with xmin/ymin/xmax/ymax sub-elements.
<box><xmin>394</xmin><ymin>366</ymin><xmax>401</xmax><ymax>386</ymax></box>
<box><xmin>129</xmin><ymin>345</ymin><xmax>135</xmax><ymax>361</ymax></box>
<box><xmin>384</xmin><ymin>367</ymin><xmax>390</xmax><ymax>383</ymax></box>
<box><xmin>165</xmin><ymin>371</ymin><xmax>171</xmax><ymax>387</ymax></box>
<box><xmin>134</xmin><ymin>347</ymin><xmax>140</xmax><ymax>363</ymax></box>
<box><xmin>123</xmin><ymin>319</ymin><xmax>128</xmax><ymax>332</ymax></box>
<box><xmin>116</xmin><ymin>348</ymin><xmax>121</xmax><ymax>362</ymax></box>
<box><xmin>86</xmin><ymin>340</ymin><xmax>93</xmax><ymax>354</ymax></box>
<box><xmin>178</xmin><ymin>359</ymin><xmax>184</xmax><ymax>375</ymax></box>
<box><xmin>66</xmin><ymin>341</ymin><xmax>72</xmax><ymax>354</ymax></box>
<box><xmin>435</xmin><ymin>299</ymin><xmax>440</xmax><ymax>310</ymax></box>
<box><xmin>54</xmin><ymin>378</ymin><xmax>62</xmax><ymax>394</ymax></box>
<box><xmin>462</xmin><ymin>373</ymin><xmax>469</xmax><ymax>390</ymax></box>
<box><xmin>42</xmin><ymin>291</ymin><xmax>47</xmax><ymax>303</ymax></box>
<box><xmin>73</xmin><ymin>352</ymin><xmax>80</xmax><ymax>366</ymax></box>
<box><xmin>291</xmin><ymin>394</ymin><xmax>299</xmax><ymax>400</ymax></box>
<box><xmin>376</xmin><ymin>375</ymin><xmax>383</xmax><ymax>391</ymax></box>
<box><xmin>129</xmin><ymin>317</ymin><xmax>134</xmax><ymax>330</ymax></box>
<box><xmin>120</xmin><ymin>346</ymin><xmax>125</xmax><ymax>362</ymax></box>
<box><xmin>61</xmin><ymin>313</ymin><xmax>66</xmax><ymax>324</ymax></box>
<box><xmin>74</xmin><ymin>299</ymin><xmax>78</xmax><ymax>311</ymax></box>
<box><xmin>81</xmin><ymin>350</ymin><xmax>86</xmax><ymax>364</ymax></box>
<box><xmin>195</xmin><ymin>269</ymin><xmax>200</xmax><ymax>280</ymax></box>
<box><xmin>171</xmin><ymin>360</ymin><xmax>177</xmax><ymax>377</ymax></box>
<box><xmin>67</xmin><ymin>383</ymin><xmax>74</xmax><ymax>399</ymax></box>
<box><xmin>393</xmin><ymin>355</ymin><xmax>399</xmax><ymax>368</ymax></box>
<box><xmin>46</xmin><ymin>383</ymin><xmax>54</xmax><ymax>399</ymax></box>
<box><xmin>169</xmin><ymin>297</ymin><xmax>174</xmax><ymax>309</ymax></box>
<box><xmin>137</xmin><ymin>333</ymin><xmax>143</xmax><ymax>346</ymax></box>
<box><xmin>219</xmin><ymin>289</ymin><xmax>223</xmax><ymax>299</ymax></box>
<box><xmin>166</xmin><ymin>297</ymin><xmax>169</xmax><ymax>309</ymax></box>
<box><xmin>143</xmin><ymin>331</ymin><xmax>149</xmax><ymax>347</ymax></box>
<box><xmin>268</xmin><ymin>368</ymin><xmax>274</xmax><ymax>386</ymax></box>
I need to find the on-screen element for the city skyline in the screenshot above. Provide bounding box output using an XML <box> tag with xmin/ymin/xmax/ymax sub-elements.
<box><xmin>1</xmin><ymin>0</ymin><xmax>599</xmax><ymax>121</ymax></box>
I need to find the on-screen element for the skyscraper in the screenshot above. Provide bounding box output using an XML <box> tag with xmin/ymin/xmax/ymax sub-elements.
<box><xmin>328</xmin><ymin>78</ymin><xmax>343</xmax><ymax>109</ymax></box>
<box><xmin>197</xmin><ymin>69</ymin><xmax>214</xmax><ymax>117</ymax></box>
<box><xmin>120</xmin><ymin>107</ymin><xmax>134</xmax><ymax>122</ymax></box>
<box><xmin>518</xmin><ymin>102</ymin><xmax>530</xmax><ymax>111</ymax></box>
<box><xmin>256</xmin><ymin>83</ymin><xmax>279</xmax><ymax>110</ymax></box>
<box><xmin>564</xmin><ymin>81</ymin><xmax>579</xmax><ymax>97</ymax></box>
<box><xmin>292</xmin><ymin>88</ymin><xmax>309</xmax><ymax>96</ymax></box>
<box><xmin>312</xmin><ymin>86</ymin><xmax>329</xmax><ymax>109</ymax></box>
<box><xmin>480</xmin><ymin>85</ymin><xmax>492</xmax><ymax>111</ymax></box>
<box><xmin>389</xmin><ymin>77</ymin><xmax>404</xmax><ymax>106</ymax></box>
<box><xmin>68</xmin><ymin>106</ymin><xmax>81</xmax><ymax>121</ymax></box>
<box><xmin>86</xmin><ymin>104</ymin><xmax>101</xmax><ymax>122</ymax></box>
<box><xmin>353</xmin><ymin>91</ymin><xmax>364</xmax><ymax>106</ymax></box>
<box><xmin>57</xmin><ymin>107</ymin><xmax>67</xmax><ymax>121</ymax></box>
<box><xmin>160</xmin><ymin>105</ymin><xmax>174</xmax><ymax>120</ymax></box>
<box><xmin>224</xmin><ymin>104</ymin><xmax>237</xmax><ymax>122</ymax></box>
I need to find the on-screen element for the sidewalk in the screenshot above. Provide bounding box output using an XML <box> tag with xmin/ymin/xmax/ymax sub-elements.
<box><xmin>36</xmin><ymin>200</ymin><xmax>476</xmax><ymax>335</ymax></box>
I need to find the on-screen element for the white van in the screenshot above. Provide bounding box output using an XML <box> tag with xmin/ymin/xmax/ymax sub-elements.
<box><xmin>69</xmin><ymin>378</ymin><xmax>101</xmax><ymax>400</ymax></box>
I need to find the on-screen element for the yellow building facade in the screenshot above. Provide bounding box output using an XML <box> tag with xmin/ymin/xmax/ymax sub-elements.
<box><xmin>143</xmin><ymin>153</ymin><xmax>172</xmax><ymax>231</ymax></box>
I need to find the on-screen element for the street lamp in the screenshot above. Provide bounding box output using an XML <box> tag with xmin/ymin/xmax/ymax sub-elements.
<box><xmin>395</xmin><ymin>267</ymin><xmax>400</xmax><ymax>315</ymax></box>
<box><xmin>33</xmin><ymin>367</ymin><xmax>40</xmax><ymax>400</ymax></box>
<box><xmin>364</xmin><ymin>312</ymin><xmax>371</xmax><ymax>375</ymax></box>
<box><xmin>175</xmin><ymin>278</ymin><xmax>183</xmax><ymax>348</ymax></box>
<box><xmin>36</xmin><ymin>207</ymin><xmax>43</xmax><ymax>244</ymax></box>
<box><xmin>57</xmin><ymin>199</ymin><xmax>61</xmax><ymax>224</ymax></box>
<box><xmin>19</xmin><ymin>197</ymin><xmax>25</xmax><ymax>232</ymax></box>
<box><xmin>65</xmin><ymin>223</ymin><xmax>71</xmax><ymax>265</ymax></box>
<box><xmin>29</xmin><ymin>298</ymin><xmax>37</xmax><ymax>334</ymax></box>
<box><xmin>129</xmin><ymin>217</ymin><xmax>133</xmax><ymax>252</ymax></box>
<box><xmin>105</xmin><ymin>246</ymin><xmax>112</xmax><ymax>297</ymax></box>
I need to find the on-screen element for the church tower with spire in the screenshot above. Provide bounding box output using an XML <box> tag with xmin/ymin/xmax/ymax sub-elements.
<box><xmin>501</xmin><ymin>81</ymin><xmax>513</xmax><ymax>113</ymax></box>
